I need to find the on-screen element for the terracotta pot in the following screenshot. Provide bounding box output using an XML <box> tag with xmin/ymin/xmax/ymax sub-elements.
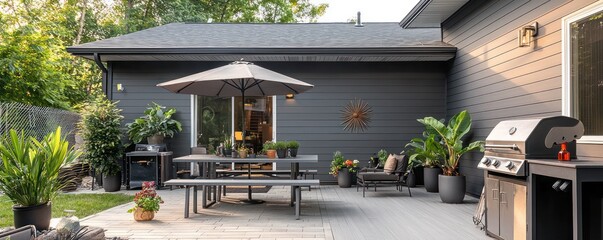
<box><xmin>266</xmin><ymin>150</ymin><xmax>277</xmax><ymax>159</ymax></box>
<box><xmin>238</xmin><ymin>150</ymin><xmax>248</xmax><ymax>158</ymax></box>
<box><xmin>133</xmin><ymin>208</ymin><xmax>155</xmax><ymax>221</ymax></box>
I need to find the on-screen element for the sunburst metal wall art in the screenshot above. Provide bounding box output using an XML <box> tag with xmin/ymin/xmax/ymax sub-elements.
<box><xmin>341</xmin><ymin>99</ymin><xmax>372</xmax><ymax>133</ymax></box>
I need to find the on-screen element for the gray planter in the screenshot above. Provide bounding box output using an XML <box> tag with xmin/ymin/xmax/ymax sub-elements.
<box><xmin>147</xmin><ymin>135</ymin><xmax>164</xmax><ymax>144</ymax></box>
<box><xmin>13</xmin><ymin>202</ymin><xmax>51</xmax><ymax>230</ymax></box>
<box><xmin>337</xmin><ymin>168</ymin><xmax>352</xmax><ymax>188</ymax></box>
<box><xmin>424</xmin><ymin>167</ymin><xmax>442</xmax><ymax>192</ymax></box>
<box><xmin>103</xmin><ymin>173</ymin><xmax>121</xmax><ymax>192</ymax></box>
<box><xmin>276</xmin><ymin>149</ymin><xmax>287</xmax><ymax>158</ymax></box>
<box><xmin>438</xmin><ymin>175</ymin><xmax>466</xmax><ymax>203</ymax></box>
<box><xmin>407</xmin><ymin>171</ymin><xmax>416</xmax><ymax>188</ymax></box>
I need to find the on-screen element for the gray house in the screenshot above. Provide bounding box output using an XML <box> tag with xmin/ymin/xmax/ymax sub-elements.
<box><xmin>68</xmin><ymin>0</ymin><xmax>603</xmax><ymax>196</ymax></box>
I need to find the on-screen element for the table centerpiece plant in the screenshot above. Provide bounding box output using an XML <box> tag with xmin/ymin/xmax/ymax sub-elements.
<box><xmin>274</xmin><ymin>141</ymin><xmax>288</xmax><ymax>158</ymax></box>
<box><xmin>287</xmin><ymin>141</ymin><xmax>300</xmax><ymax>157</ymax></box>
<box><xmin>128</xmin><ymin>181</ymin><xmax>164</xmax><ymax>221</ymax></box>
<box><xmin>263</xmin><ymin>141</ymin><xmax>276</xmax><ymax>159</ymax></box>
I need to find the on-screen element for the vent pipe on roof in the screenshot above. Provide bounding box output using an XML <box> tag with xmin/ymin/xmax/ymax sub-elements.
<box><xmin>355</xmin><ymin>11</ymin><xmax>363</xmax><ymax>27</ymax></box>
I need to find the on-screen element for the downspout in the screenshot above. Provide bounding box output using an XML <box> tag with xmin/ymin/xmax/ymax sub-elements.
<box><xmin>93</xmin><ymin>53</ymin><xmax>112</xmax><ymax>99</ymax></box>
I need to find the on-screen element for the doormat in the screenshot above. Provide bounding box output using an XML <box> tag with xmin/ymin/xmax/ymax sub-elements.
<box><xmin>224</xmin><ymin>186</ymin><xmax>272</xmax><ymax>193</ymax></box>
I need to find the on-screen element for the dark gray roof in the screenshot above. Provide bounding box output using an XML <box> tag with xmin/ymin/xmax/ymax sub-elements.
<box><xmin>68</xmin><ymin>22</ymin><xmax>456</xmax><ymax>62</ymax></box>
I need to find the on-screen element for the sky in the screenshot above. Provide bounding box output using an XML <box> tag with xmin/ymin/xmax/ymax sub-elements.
<box><xmin>308</xmin><ymin>0</ymin><xmax>420</xmax><ymax>23</ymax></box>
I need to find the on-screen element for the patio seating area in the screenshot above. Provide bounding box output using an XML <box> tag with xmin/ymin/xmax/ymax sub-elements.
<box><xmin>81</xmin><ymin>185</ymin><xmax>489</xmax><ymax>240</ymax></box>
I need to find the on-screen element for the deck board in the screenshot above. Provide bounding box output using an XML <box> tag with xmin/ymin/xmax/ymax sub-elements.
<box><xmin>79</xmin><ymin>185</ymin><xmax>491</xmax><ymax>239</ymax></box>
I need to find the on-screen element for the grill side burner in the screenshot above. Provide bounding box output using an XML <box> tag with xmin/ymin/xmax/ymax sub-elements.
<box><xmin>478</xmin><ymin>116</ymin><xmax>584</xmax><ymax>240</ymax></box>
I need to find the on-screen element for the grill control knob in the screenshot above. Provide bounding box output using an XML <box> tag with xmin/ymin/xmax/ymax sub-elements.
<box><xmin>480</xmin><ymin>157</ymin><xmax>491</xmax><ymax>165</ymax></box>
<box><xmin>505</xmin><ymin>161</ymin><xmax>514</xmax><ymax>170</ymax></box>
<box><xmin>492</xmin><ymin>159</ymin><xmax>500</xmax><ymax>167</ymax></box>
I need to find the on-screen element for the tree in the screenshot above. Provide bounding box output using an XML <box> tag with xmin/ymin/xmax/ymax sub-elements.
<box><xmin>0</xmin><ymin>0</ymin><xmax>328</xmax><ymax>109</ymax></box>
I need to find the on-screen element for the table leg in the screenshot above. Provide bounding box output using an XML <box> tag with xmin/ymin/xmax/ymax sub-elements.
<box><xmin>290</xmin><ymin>163</ymin><xmax>299</xmax><ymax>206</ymax></box>
<box><xmin>193</xmin><ymin>186</ymin><xmax>198</xmax><ymax>213</ymax></box>
<box><xmin>295</xmin><ymin>186</ymin><xmax>301</xmax><ymax>220</ymax></box>
<box><xmin>201</xmin><ymin>186</ymin><xmax>207</xmax><ymax>209</ymax></box>
<box><xmin>241</xmin><ymin>163</ymin><xmax>264</xmax><ymax>204</ymax></box>
<box><xmin>184</xmin><ymin>186</ymin><xmax>190</xmax><ymax>218</ymax></box>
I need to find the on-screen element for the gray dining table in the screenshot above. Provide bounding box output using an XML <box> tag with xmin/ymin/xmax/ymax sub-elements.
<box><xmin>173</xmin><ymin>154</ymin><xmax>318</xmax><ymax>205</ymax></box>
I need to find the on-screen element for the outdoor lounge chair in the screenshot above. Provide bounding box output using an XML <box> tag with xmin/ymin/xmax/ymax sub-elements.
<box><xmin>356</xmin><ymin>154</ymin><xmax>411</xmax><ymax>197</ymax></box>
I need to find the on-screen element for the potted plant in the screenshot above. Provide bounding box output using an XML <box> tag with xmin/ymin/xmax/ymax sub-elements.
<box><xmin>418</xmin><ymin>110</ymin><xmax>484</xmax><ymax>203</ymax></box>
<box><xmin>287</xmin><ymin>141</ymin><xmax>300</xmax><ymax>157</ymax></box>
<box><xmin>405</xmin><ymin>133</ymin><xmax>446</xmax><ymax>192</ymax></box>
<box><xmin>377</xmin><ymin>149</ymin><xmax>388</xmax><ymax>168</ymax></box>
<box><xmin>0</xmin><ymin>127</ymin><xmax>80</xmax><ymax>230</ymax></box>
<box><xmin>238</xmin><ymin>145</ymin><xmax>249</xmax><ymax>158</ymax></box>
<box><xmin>406</xmin><ymin>156</ymin><xmax>422</xmax><ymax>188</ymax></box>
<box><xmin>263</xmin><ymin>141</ymin><xmax>276</xmax><ymax>159</ymax></box>
<box><xmin>79</xmin><ymin>99</ymin><xmax>124</xmax><ymax>192</ymax></box>
<box><xmin>127</xmin><ymin>181</ymin><xmax>163</xmax><ymax>221</ymax></box>
<box><xmin>329</xmin><ymin>151</ymin><xmax>359</xmax><ymax>188</ymax></box>
<box><xmin>223</xmin><ymin>137</ymin><xmax>233</xmax><ymax>157</ymax></box>
<box><xmin>126</xmin><ymin>103</ymin><xmax>182</xmax><ymax>144</ymax></box>
<box><xmin>274</xmin><ymin>141</ymin><xmax>288</xmax><ymax>158</ymax></box>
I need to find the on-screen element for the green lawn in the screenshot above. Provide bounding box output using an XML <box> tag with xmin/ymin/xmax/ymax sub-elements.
<box><xmin>0</xmin><ymin>193</ymin><xmax>133</xmax><ymax>227</ymax></box>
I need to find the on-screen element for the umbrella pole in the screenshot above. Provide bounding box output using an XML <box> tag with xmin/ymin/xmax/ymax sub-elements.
<box><xmin>241</xmin><ymin>89</ymin><xmax>264</xmax><ymax>204</ymax></box>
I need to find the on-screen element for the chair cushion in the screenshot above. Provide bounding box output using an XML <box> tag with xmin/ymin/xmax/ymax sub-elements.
<box><xmin>383</xmin><ymin>154</ymin><xmax>398</xmax><ymax>174</ymax></box>
<box><xmin>394</xmin><ymin>154</ymin><xmax>409</xmax><ymax>173</ymax></box>
<box><xmin>358</xmin><ymin>172</ymin><xmax>399</xmax><ymax>181</ymax></box>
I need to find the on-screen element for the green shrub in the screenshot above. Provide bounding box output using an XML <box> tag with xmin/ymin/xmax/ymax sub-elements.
<box><xmin>287</xmin><ymin>141</ymin><xmax>299</xmax><ymax>149</ymax></box>
<box><xmin>79</xmin><ymin>98</ymin><xmax>123</xmax><ymax>176</ymax></box>
<box><xmin>274</xmin><ymin>141</ymin><xmax>288</xmax><ymax>150</ymax></box>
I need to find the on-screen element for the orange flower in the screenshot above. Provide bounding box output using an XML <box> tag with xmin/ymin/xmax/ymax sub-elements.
<box><xmin>345</xmin><ymin>159</ymin><xmax>353</xmax><ymax>167</ymax></box>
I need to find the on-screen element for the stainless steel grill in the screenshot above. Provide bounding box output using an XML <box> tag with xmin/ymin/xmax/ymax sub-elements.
<box><xmin>477</xmin><ymin>116</ymin><xmax>584</xmax><ymax>176</ymax></box>
<box><xmin>478</xmin><ymin>116</ymin><xmax>584</xmax><ymax>240</ymax></box>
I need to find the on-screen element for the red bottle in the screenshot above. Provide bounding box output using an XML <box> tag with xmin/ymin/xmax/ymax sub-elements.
<box><xmin>558</xmin><ymin>142</ymin><xmax>571</xmax><ymax>161</ymax></box>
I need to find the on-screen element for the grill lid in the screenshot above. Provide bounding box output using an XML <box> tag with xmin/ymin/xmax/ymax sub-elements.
<box><xmin>484</xmin><ymin>116</ymin><xmax>583</xmax><ymax>159</ymax></box>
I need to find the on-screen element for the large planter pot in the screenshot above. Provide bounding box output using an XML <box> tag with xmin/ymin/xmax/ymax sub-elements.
<box><xmin>289</xmin><ymin>148</ymin><xmax>298</xmax><ymax>157</ymax></box>
<box><xmin>147</xmin><ymin>135</ymin><xmax>164</xmax><ymax>144</ymax></box>
<box><xmin>337</xmin><ymin>168</ymin><xmax>353</xmax><ymax>188</ymax></box>
<box><xmin>276</xmin><ymin>149</ymin><xmax>287</xmax><ymax>158</ymax></box>
<box><xmin>407</xmin><ymin>171</ymin><xmax>417</xmax><ymax>188</ymax></box>
<box><xmin>424</xmin><ymin>167</ymin><xmax>442</xmax><ymax>192</ymax></box>
<box><xmin>414</xmin><ymin>166</ymin><xmax>424</xmax><ymax>185</ymax></box>
<box><xmin>133</xmin><ymin>208</ymin><xmax>155</xmax><ymax>221</ymax></box>
<box><xmin>13</xmin><ymin>202</ymin><xmax>51</xmax><ymax>230</ymax></box>
<box><xmin>439</xmin><ymin>175</ymin><xmax>466</xmax><ymax>203</ymax></box>
<box><xmin>103</xmin><ymin>173</ymin><xmax>121</xmax><ymax>192</ymax></box>
<box><xmin>266</xmin><ymin>150</ymin><xmax>277</xmax><ymax>159</ymax></box>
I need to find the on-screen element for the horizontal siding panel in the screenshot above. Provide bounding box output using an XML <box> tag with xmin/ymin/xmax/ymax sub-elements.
<box><xmin>442</xmin><ymin>0</ymin><xmax>597</xmax><ymax>195</ymax></box>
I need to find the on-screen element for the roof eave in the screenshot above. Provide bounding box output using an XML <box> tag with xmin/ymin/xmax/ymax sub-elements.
<box><xmin>66</xmin><ymin>46</ymin><xmax>457</xmax><ymax>56</ymax></box>
<box><xmin>399</xmin><ymin>0</ymin><xmax>433</xmax><ymax>29</ymax></box>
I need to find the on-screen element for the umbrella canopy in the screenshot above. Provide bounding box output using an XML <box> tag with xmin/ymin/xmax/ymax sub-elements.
<box><xmin>157</xmin><ymin>61</ymin><xmax>313</xmax><ymax>96</ymax></box>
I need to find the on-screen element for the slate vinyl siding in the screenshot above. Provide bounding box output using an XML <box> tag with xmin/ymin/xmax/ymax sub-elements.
<box><xmin>267</xmin><ymin>62</ymin><xmax>447</xmax><ymax>183</ymax></box>
<box><xmin>442</xmin><ymin>0</ymin><xmax>597</xmax><ymax>195</ymax></box>
<box><xmin>109</xmin><ymin>61</ymin><xmax>447</xmax><ymax>183</ymax></box>
<box><xmin>111</xmin><ymin>62</ymin><xmax>230</xmax><ymax>158</ymax></box>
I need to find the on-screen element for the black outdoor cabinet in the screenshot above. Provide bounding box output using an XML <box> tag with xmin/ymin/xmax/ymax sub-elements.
<box><xmin>125</xmin><ymin>144</ymin><xmax>173</xmax><ymax>189</ymax></box>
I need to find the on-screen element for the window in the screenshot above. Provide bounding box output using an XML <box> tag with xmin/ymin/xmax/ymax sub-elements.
<box><xmin>563</xmin><ymin>2</ymin><xmax>603</xmax><ymax>142</ymax></box>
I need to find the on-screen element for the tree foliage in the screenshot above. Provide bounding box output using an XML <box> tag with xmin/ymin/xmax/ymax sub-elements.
<box><xmin>0</xmin><ymin>0</ymin><xmax>328</xmax><ymax>109</ymax></box>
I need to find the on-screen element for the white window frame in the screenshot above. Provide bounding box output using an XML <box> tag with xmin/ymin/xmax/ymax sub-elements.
<box><xmin>561</xmin><ymin>0</ymin><xmax>603</xmax><ymax>144</ymax></box>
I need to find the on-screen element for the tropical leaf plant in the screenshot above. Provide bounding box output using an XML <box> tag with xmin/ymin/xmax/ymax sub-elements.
<box><xmin>126</xmin><ymin>103</ymin><xmax>183</xmax><ymax>143</ymax></box>
<box><xmin>0</xmin><ymin>127</ymin><xmax>80</xmax><ymax>207</ymax></box>
<box><xmin>405</xmin><ymin>133</ymin><xmax>446</xmax><ymax>168</ymax></box>
<box><xmin>417</xmin><ymin>110</ymin><xmax>485</xmax><ymax>176</ymax></box>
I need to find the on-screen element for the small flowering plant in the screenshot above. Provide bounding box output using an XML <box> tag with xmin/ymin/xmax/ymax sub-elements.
<box><xmin>127</xmin><ymin>181</ymin><xmax>164</xmax><ymax>213</ymax></box>
<box><xmin>329</xmin><ymin>151</ymin><xmax>360</xmax><ymax>176</ymax></box>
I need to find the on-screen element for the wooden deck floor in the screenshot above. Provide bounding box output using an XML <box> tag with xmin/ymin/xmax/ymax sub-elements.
<box><xmin>80</xmin><ymin>185</ymin><xmax>491</xmax><ymax>240</ymax></box>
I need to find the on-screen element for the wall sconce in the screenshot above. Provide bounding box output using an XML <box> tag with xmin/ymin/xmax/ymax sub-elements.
<box><xmin>518</xmin><ymin>22</ymin><xmax>538</xmax><ymax>47</ymax></box>
<box><xmin>285</xmin><ymin>93</ymin><xmax>294</xmax><ymax>99</ymax></box>
<box><xmin>116</xmin><ymin>83</ymin><xmax>125</xmax><ymax>92</ymax></box>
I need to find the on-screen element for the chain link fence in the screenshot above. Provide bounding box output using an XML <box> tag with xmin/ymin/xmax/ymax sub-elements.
<box><xmin>0</xmin><ymin>101</ymin><xmax>80</xmax><ymax>145</ymax></box>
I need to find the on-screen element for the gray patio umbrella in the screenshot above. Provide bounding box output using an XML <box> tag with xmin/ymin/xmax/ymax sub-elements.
<box><xmin>157</xmin><ymin>60</ymin><xmax>313</xmax><ymax>143</ymax></box>
<box><xmin>157</xmin><ymin>60</ymin><xmax>313</xmax><ymax>204</ymax></box>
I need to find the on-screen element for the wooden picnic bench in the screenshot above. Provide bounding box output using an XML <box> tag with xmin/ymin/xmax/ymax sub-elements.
<box><xmin>164</xmin><ymin>179</ymin><xmax>319</xmax><ymax>220</ymax></box>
